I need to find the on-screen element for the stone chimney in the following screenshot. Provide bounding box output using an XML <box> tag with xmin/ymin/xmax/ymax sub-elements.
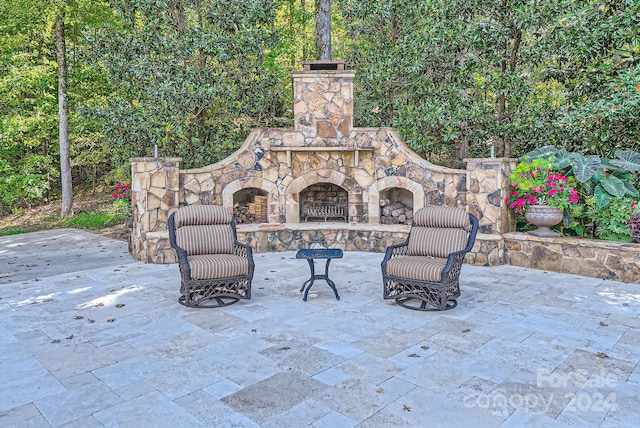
<box><xmin>292</xmin><ymin>60</ymin><xmax>355</xmax><ymax>146</ymax></box>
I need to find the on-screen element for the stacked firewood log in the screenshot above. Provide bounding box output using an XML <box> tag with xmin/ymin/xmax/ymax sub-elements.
<box><xmin>234</xmin><ymin>195</ymin><xmax>267</xmax><ymax>224</ymax></box>
<box><xmin>379</xmin><ymin>199</ymin><xmax>414</xmax><ymax>225</ymax></box>
<box><xmin>233</xmin><ymin>205</ymin><xmax>254</xmax><ymax>224</ymax></box>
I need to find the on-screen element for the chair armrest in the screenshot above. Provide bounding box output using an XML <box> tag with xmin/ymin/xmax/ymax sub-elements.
<box><xmin>441</xmin><ymin>249</ymin><xmax>468</xmax><ymax>277</ymax></box>
<box><xmin>234</xmin><ymin>241</ymin><xmax>254</xmax><ymax>260</ymax></box>
<box><xmin>234</xmin><ymin>241</ymin><xmax>255</xmax><ymax>278</ymax></box>
<box><xmin>384</xmin><ymin>241</ymin><xmax>409</xmax><ymax>258</ymax></box>
<box><xmin>172</xmin><ymin>245</ymin><xmax>191</xmax><ymax>275</ymax></box>
<box><xmin>381</xmin><ymin>240</ymin><xmax>409</xmax><ymax>272</ymax></box>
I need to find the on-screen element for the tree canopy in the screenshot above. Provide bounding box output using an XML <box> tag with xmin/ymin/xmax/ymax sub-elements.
<box><xmin>1</xmin><ymin>0</ymin><xmax>638</xmax><ymax>212</ymax></box>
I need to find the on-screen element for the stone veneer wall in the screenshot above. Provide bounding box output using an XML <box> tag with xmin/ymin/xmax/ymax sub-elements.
<box><xmin>292</xmin><ymin>66</ymin><xmax>354</xmax><ymax>144</ymax></box>
<box><xmin>465</xmin><ymin>158</ymin><xmax>517</xmax><ymax>234</ymax></box>
<box><xmin>180</xmin><ymin>127</ymin><xmax>471</xmax><ymax>225</ymax></box>
<box><xmin>504</xmin><ymin>232</ymin><xmax>640</xmax><ymax>282</ymax></box>
<box><xmin>235</xmin><ymin>224</ymin><xmax>502</xmax><ymax>267</ymax></box>
<box><xmin>127</xmin><ymin>158</ymin><xmax>640</xmax><ymax>283</ymax></box>
<box><xmin>129</xmin><ymin>157</ymin><xmax>180</xmax><ymax>264</ymax></box>
<box><xmin>129</xmin><ymin>152</ymin><xmax>511</xmax><ymax>264</ymax></box>
<box><xmin>235</xmin><ymin>223</ymin><xmax>410</xmax><ymax>253</ymax></box>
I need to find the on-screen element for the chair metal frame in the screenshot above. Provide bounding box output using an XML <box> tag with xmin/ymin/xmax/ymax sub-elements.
<box><xmin>168</xmin><ymin>208</ymin><xmax>254</xmax><ymax>308</ymax></box>
<box><xmin>381</xmin><ymin>211</ymin><xmax>478</xmax><ymax>311</ymax></box>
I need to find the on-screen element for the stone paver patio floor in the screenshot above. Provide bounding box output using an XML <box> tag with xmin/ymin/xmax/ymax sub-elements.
<box><xmin>1</xmin><ymin>229</ymin><xmax>639</xmax><ymax>427</ymax></box>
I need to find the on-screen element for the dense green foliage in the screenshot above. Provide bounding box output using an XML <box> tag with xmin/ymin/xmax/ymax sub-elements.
<box><xmin>1</xmin><ymin>0</ymin><xmax>639</xmax><ymax>215</ymax></box>
<box><xmin>0</xmin><ymin>0</ymin><xmax>114</xmax><ymax>210</ymax></box>
<box><xmin>0</xmin><ymin>229</ymin><xmax>29</xmax><ymax>237</ymax></box>
<box><xmin>337</xmin><ymin>0</ymin><xmax>640</xmax><ymax>164</ymax></box>
<box><xmin>83</xmin><ymin>0</ymin><xmax>290</xmax><ymax>169</ymax></box>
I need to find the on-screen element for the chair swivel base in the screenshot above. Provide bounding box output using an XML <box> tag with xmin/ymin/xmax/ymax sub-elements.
<box><xmin>178</xmin><ymin>295</ymin><xmax>240</xmax><ymax>308</ymax></box>
<box><xmin>395</xmin><ymin>296</ymin><xmax>458</xmax><ymax>311</ymax></box>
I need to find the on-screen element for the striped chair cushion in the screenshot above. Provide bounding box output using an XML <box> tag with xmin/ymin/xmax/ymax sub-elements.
<box><xmin>176</xmin><ymin>224</ymin><xmax>234</xmax><ymax>255</ymax></box>
<box><xmin>386</xmin><ymin>256</ymin><xmax>447</xmax><ymax>282</ymax></box>
<box><xmin>174</xmin><ymin>205</ymin><xmax>232</xmax><ymax>227</ymax></box>
<box><xmin>413</xmin><ymin>205</ymin><xmax>470</xmax><ymax>230</ymax></box>
<box><xmin>407</xmin><ymin>227</ymin><xmax>468</xmax><ymax>258</ymax></box>
<box><xmin>187</xmin><ymin>254</ymin><xmax>249</xmax><ymax>280</ymax></box>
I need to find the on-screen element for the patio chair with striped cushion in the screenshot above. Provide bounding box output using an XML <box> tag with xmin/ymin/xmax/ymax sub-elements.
<box><xmin>381</xmin><ymin>205</ymin><xmax>478</xmax><ymax>311</ymax></box>
<box><xmin>168</xmin><ymin>204</ymin><xmax>254</xmax><ymax>308</ymax></box>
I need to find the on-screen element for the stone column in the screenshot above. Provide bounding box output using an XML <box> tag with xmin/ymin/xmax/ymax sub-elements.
<box><xmin>292</xmin><ymin>60</ymin><xmax>355</xmax><ymax>146</ymax></box>
<box><xmin>465</xmin><ymin>158</ymin><xmax>518</xmax><ymax>235</ymax></box>
<box><xmin>129</xmin><ymin>157</ymin><xmax>181</xmax><ymax>263</ymax></box>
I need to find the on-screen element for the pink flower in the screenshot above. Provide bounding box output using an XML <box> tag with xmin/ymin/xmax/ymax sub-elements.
<box><xmin>506</xmin><ymin>162</ymin><xmax>579</xmax><ymax>213</ymax></box>
<box><xmin>113</xmin><ymin>183</ymin><xmax>131</xmax><ymax>199</ymax></box>
<box><xmin>569</xmin><ymin>190</ymin><xmax>579</xmax><ymax>203</ymax></box>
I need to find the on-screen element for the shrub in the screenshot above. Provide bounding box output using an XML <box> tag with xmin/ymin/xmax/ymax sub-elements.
<box><xmin>628</xmin><ymin>202</ymin><xmax>640</xmax><ymax>243</ymax></box>
<box><xmin>588</xmin><ymin>196</ymin><xmax>637</xmax><ymax>242</ymax></box>
<box><xmin>111</xmin><ymin>182</ymin><xmax>131</xmax><ymax>217</ymax></box>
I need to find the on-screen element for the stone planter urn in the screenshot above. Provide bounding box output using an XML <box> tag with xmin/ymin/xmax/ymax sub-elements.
<box><xmin>525</xmin><ymin>205</ymin><xmax>563</xmax><ymax>237</ymax></box>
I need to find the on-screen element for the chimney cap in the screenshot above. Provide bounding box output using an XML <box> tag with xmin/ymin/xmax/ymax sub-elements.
<box><xmin>302</xmin><ymin>60</ymin><xmax>346</xmax><ymax>71</ymax></box>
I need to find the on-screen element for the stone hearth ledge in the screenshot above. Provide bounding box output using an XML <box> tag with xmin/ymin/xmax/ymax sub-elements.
<box><xmin>139</xmin><ymin>223</ymin><xmax>500</xmax><ymax>267</ymax></box>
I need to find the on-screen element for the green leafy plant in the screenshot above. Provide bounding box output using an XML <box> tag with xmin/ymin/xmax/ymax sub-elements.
<box><xmin>587</xmin><ymin>196</ymin><xmax>637</xmax><ymax>242</ymax></box>
<box><xmin>628</xmin><ymin>201</ymin><xmax>640</xmax><ymax>244</ymax></box>
<box><xmin>0</xmin><ymin>229</ymin><xmax>29</xmax><ymax>236</ymax></box>
<box><xmin>524</xmin><ymin>146</ymin><xmax>640</xmax><ymax>208</ymax></box>
<box><xmin>506</xmin><ymin>158</ymin><xmax>579</xmax><ymax>213</ymax></box>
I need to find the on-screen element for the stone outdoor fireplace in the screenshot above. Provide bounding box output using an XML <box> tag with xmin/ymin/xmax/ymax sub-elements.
<box><xmin>130</xmin><ymin>60</ymin><xmax>515</xmax><ymax>265</ymax></box>
<box><xmin>174</xmin><ymin>60</ymin><xmax>469</xmax><ymax>225</ymax></box>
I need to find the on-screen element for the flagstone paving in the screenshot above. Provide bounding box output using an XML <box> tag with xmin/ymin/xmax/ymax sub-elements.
<box><xmin>1</xmin><ymin>229</ymin><xmax>639</xmax><ymax>427</ymax></box>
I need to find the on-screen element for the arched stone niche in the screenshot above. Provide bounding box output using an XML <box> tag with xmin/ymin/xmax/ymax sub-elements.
<box><xmin>222</xmin><ymin>177</ymin><xmax>279</xmax><ymax>224</ymax></box>
<box><xmin>368</xmin><ymin>176</ymin><xmax>425</xmax><ymax>224</ymax></box>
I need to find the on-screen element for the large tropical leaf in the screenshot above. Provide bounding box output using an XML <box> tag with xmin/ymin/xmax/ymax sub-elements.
<box><xmin>600</xmin><ymin>157</ymin><xmax>616</xmax><ymax>169</ymax></box>
<box><xmin>610</xmin><ymin>149</ymin><xmax>640</xmax><ymax>171</ymax></box>
<box><xmin>554</xmin><ymin>148</ymin><xmax>571</xmax><ymax>169</ymax></box>
<box><xmin>523</xmin><ymin>145</ymin><xmax>558</xmax><ymax>161</ymax></box>
<box><xmin>591</xmin><ymin>170</ymin><xmax>606</xmax><ymax>184</ymax></box>
<box><xmin>599</xmin><ymin>175</ymin><xmax>627</xmax><ymax>197</ymax></box>
<box><xmin>623</xmin><ymin>180</ymin><xmax>640</xmax><ymax>197</ymax></box>
<box><xmin>615</xmin><ymin>169</ymin><xmax>636</xmax><ymax>182</ymax></box>
<box><xmin>594</xmin><ymin>185</ymin><xmax>614</xmax><ymax>208</ymax></box>
<box><xmin>568</xmin><ymin>152</ymin><xmax>601</xmax><ymax>183</ymax></box>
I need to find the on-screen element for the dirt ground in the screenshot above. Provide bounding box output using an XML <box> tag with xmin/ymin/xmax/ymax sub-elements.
<box><xmin>0</xmin><ymin>196</ymin><xmax>130</xmax><ymax>242</ymax></box>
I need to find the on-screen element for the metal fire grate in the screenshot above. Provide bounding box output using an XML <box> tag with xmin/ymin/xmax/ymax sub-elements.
<box><xmin>304</xmin><ymin>204</ymin><xmax>347</xmax><ymax>222</ymax></box>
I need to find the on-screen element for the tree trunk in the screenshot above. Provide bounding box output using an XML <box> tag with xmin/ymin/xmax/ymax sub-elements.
<box><xmin>494</xmin><ymin>0</ymin><xmax>522</xmax><ymax>159</ymax></box>
<box><xmin>456</xmin><ymin>121</ymin><xmax>470</xmax><ymax>163</ymax></box>
<box><xmin>301</xmin><ymin>0</ymin><xmax>308</xmax><ymax>59</ymax></box>
<box><xmin>315</xmin><ymin>0</ymin><xmax>331</xmax><ymax>60</ymax></box>
<box><xmin>56</xmin><ymin>12</ymin><xmax>73</xmax><ymax>218</ymax></box>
